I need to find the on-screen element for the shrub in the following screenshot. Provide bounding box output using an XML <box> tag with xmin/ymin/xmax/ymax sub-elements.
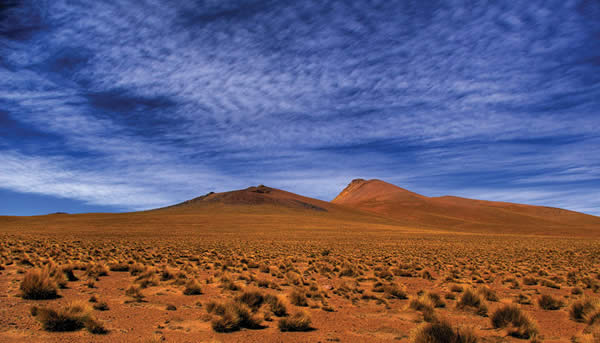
<box><xmin>572</xmin><ymin>328</ymin><xmax>600</xmax><ymax>343</ymax></box>
<box><xmin>491</xmin><ymin>305</ymin><xmax>523</xmax><ymax>328</ymax></box>
<box><xmin>61</xmin><ymin>266</ymin><xmax>78</xmax><ymax>282</ymax></box>
<box><xmin>569</xmin><ymin>298</ymin><xmax>600</xmax><ymax>322</ymax></box>
<box><xmin>160</xmin><ymin>268</ymin><xmax>176</xmax><ymax>281</ymax></box>
<box><xmin>516</xmin><ymin>293</ymin><xmax>532</xmax><ymax>305</ymax></box>
<box><xmin>290</xmin><ymin>289</ymin><xmax>308</xmax><ymax>307</ymax></box>
<box><xmin>586</xmin><ymin>308</ymin><xmax>600</xmax><ymax>326</ymax></box>
<box><xmin>426</xmin><ymin>292</ymin><xmax>446</xmax><ymax>308</ymax></box>
<box><xmin>33</xmin><ymin>302</ymin><xmax>106</xmax><ymax>334</ymax></box>
<box><xmin>491</xmin><ymin>304</ymin><xmax>538</xmax><ymax>339</ymax></box>
<box><xmin>84</xmin><ymin>317</ymin><xmax>109</xmax><ymax>334</ymax></box>
<box><xmin>278</xmin><ymin>312</ymin><xmax>312</xmax><ymax>332</ymax></box>
<box><xmin>210</xmin><ymin>301</ymin><xmax>262</xmax><ymax>332</ymax></box>
<box><xmin>410</xmin><ymin>295</ymin><xmax>436</xmax><ymax>322</ymax></box>
<box><xmin>125</xmin><ymin>285</ymin><xmax>145</xmax><ymax>302</ymax></box>
<box><xmin>265</xmin><ymin>294</ymin><xmax>287</xmax><ymax>317</ymax></box>
<box><xmin>458</xmin><ymin>288</ymin><xmax>488</xmax><ymax>316</ymax></box>
<box><xmin>477</xmin><ymin>286</ymin><xmax>499</xmax><ymax>302</ymax></box>
<box><xmin>85</xmin><ymin>263</ymin><xmax>109</xmax><ymax>279</ymax></box>
<box><xmin>108</xmin><ymin>262</ymin><xmax>129</xmax><ymax>272</ymax></box>
<box><xmin>206</xmin><ymin>301</ymin><xmax>226</xmax><ymax>315</ymax></box>
<box><xmin>20</xmin><ymin>268</ymin><xmax>59</xmax><ymax>300</ymax></box>
<box><xmin>135</xmin><ymin>270</ymin><xmax>160</xmax><ymax>288</ymax></box>
<box><xmin>412</xmin><ymin>320</ymin><xmax>478</xmax><ymax>343</ymax></box>
<box><xmin>183</xmin><ymin>279</ymin><xmax>203</xmax><ymax>295</ymax></box>
<box><xmin>93</xmin><ymin>300</ymin><xmax>109</xmax><ymax>311</ymax></box>
<box><xmin>35</xmin><ymin>304</ymin><xmax>89</xmax><ymax>331</ymax></box>
<box><xmin>538</xmin><ymin>294</ymin><xmax>564</xmax><ymax>310</ymax></box>
<box><xmin>383</xmin><ymin>283</ymin><xmax>408</xmax><ymax>299</ymax></box>
<box><xmin>236</xmin><ymin>290</ymin><xmax>264</xmax><ymax>311</ymax></box>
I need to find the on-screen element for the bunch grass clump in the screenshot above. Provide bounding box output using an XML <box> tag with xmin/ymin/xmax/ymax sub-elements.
<box><xmin>278</xmin><ymin>311</ymin><xmax>312</xmax><ymax>332</ymax></box>
<box><xmin>235</xmin><ymin>290</ymin><xmax>264</xmax><ymax>311</ymax></box>
<box><xmin>209</xmin><ymin>301</ymin><xmax>263</xmax><ymax>332</ymax></box>
<box><xmin>569</xmin><ymin>298</ymin><xmax>600</xmax><ymax>322</ymax></box>
<box><xmin>538</xmin><ymin>294</ymin><xmax>564</xmax><ymax>310</ymax></box>
<box><xmin>183</xmin><ymin>279</ymin><xmax>203</xmax><ymax>295</ymax></box>
<box><xmin>412</xmin><ymin>320</ymin><xmax>478</xmax><ymax>343</ymax></box>
<box><xmin>20</xmin><ymin>268</ymin><xmax>60</xmax><ymax>300</ymax></box>
<box><xmin>491</xmin><ymin>304</ymin><xmax>538</xmax><ymax>339</ymax></box>
<box><xmin>457</xmin><ymin>288</ymin><xmax>488</xmax><ymax>316</ymax></box>
<box><xmin>32</xmin><ymin>302</ymin><xmax>107</xmax><ymax>334</ymax></box>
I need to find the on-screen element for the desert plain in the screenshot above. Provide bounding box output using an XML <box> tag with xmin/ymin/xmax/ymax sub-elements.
<box><xmin>1</xmin><ymin>179</ymin><xmax>599</xmax><ymax>343</ymax></box>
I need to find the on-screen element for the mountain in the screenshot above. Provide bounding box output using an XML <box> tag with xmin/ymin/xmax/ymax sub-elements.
<box><xmin>1</xmin><ymin>181</ymin><xmax>598</xmax><ymax>237</ymax></box>
<box><xmin>0</xmin><ymin>184</ymin><xmax>400</xmax><ymax>236</ymax></box>
<box><xmin>332</xmin><ymin>179</ymin><xmax>600</xmax><ymax>236</ymax></box>
<box><xmin>159</xmin><ymin>185</ymin><xmax>331</xmax><ymax>212</ymax></box>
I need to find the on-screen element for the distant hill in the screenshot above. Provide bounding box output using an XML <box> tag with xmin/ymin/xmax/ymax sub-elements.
<box><xmin>159</xmin><ymin>185</ymin><xmax>331</xmax><ymax>212</ymax></box>
<box><xmin>332</xmin><ymin>178</ymin><xmax>600</xmax><ymax>236</ymax></box>
<box><xmin>0</xmin><ymin>180</ymin><xmax>598</xmax><ymax>237</ymax></box>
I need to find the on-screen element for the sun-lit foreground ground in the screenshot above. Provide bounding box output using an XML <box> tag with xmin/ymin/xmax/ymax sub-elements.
<box><xmin>1</xmin><ymin>212</ymin><xmax>599</xmax><ymax>343</ymax></box>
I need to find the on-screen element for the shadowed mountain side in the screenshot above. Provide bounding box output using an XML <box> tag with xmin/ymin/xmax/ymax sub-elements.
<box><xmin>0</xmin><ymin>185</ymin><xmax>417</xmax><ymax>237</ymax></box>
<box><xmin>157</xmin><ymin>185</ymin><xmax>333</xmax><ymax>213</ymax></box>
<box><xmin>332</xmin><ymin>179</ymin><xmax>600</xmax><ymax>236</ymax></box>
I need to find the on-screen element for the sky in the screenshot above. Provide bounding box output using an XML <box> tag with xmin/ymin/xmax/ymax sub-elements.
<box><xmin>1</xmin><ymin>0</ymin><xmax>599</xmax><ymax>216</ymax></box>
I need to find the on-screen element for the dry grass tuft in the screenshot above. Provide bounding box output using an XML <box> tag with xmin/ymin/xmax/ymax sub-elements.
<box><xmin>125</xmin><ymin>285</ymin><xmax>146</xmax><ymax>302</ymax></box>
<box><xmin>491</xmin><ymin>304</ymin><xmax>538</xmax><ymax>339</ymax></box>
<box><xmin>265</xmin><ymin>294</ymin><xmax>288</xmax><ymax>317</ymax></box>
<box><xmin>20</xmin><ymin>268</ymin><xmax>60</xmax><ymax>300</ymax></box>
<box><xmin>278</xmin><ymin>311</ymin><xmax>312</xmax><ymax>332</ymax></box>
<box><xmin>235</xmin><ymin>290</ymin><xmax>265</xmax><ymax>311</ymax></box>
<box><xmin>183</xmin><ymin>279</ymin><xmax>203</xmax><ymax>295</ymax></box>
<box><xmin>457</xmin><ymin>288</ymin><xmax>488</xmax><ymax>316</ymax></box>
<box><xmin>32</xmin><ymin>302</ymin><xmax>107</xmax><ymax>334</ymax></box>
<box><xmin>289</xmin><ymin>289</ymin><xmax>308</xmax><ymax>307</ymax></box>
<box><xmin>210</xmin><ymin>301</ymin><xmax>263</xmax><ymax>332</ymax></box>
<box><xmin>412</xmin><ymin>320</ymin><xmax>478</xmax><ymax>343</ymax></box>
<box><xmin>570</xmin><ymin>298</ymin><xmax>600</xmax><ymax>322</ymax></box>
<box><xmin>538</xmin><ymin>294</ymin><xmax>564</xmax><ymax>310</ymax></box>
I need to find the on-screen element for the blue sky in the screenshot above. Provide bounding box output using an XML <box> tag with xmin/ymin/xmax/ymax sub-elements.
<box><xmin>1</xmin><ymin>0</ymin><xmax>599</xmax><ymax>216</ymax></box>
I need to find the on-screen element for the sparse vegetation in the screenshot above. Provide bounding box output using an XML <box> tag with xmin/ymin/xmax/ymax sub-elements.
<box><xmin>538</xmin><ymin>294</ymin><xmax>564</xmax><ymax>310</ymax></box>
<box><xmin>569</xmin><ymin>298</ymin><xmax>600</xmax><ymax>322</ymax></box>
<box><xmin>457</xmin><ymin>288</ymin><xmax>488</xmax><ymax>316</ymax></box>
<box><xmin>32</xmin><ymin>302</ymin><xmax>107</xmax><ymax>334</ymax></box>
<box><xmin>20</xmin><ymin>268</ymin><xmax>60</xmax><ymax>300</ymax></box>
<box><xmin>183</xmin><ymin>279</ymin><xmax>203</xmax><ymax>295</ymax></box>
<box><xmin>278</xmin><ymin>311</ymin><xmax>312</xmax><ymax>332</ymax></box>
<box><xmin>1</xmin><ymin>218</ymin><xmax>597</xmax><ymax>341</ymax></box>
<box><xmin>209</xmin><ymin>301</ymin><xmax>263</xmax><ymax>332</ymax></box>
<box><xmin>412</xmin><ymin>320</ymin><xmax>478</xmax><ymax>343</ymax></box>
<box><xmin>491</xmin><ymin>304</ymin><xmax>538</xmax><ymax>339</ymax></box>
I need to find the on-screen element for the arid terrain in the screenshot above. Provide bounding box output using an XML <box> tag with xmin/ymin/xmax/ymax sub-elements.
<box><xmin>1</xmin><ymin>180</ymin><xmax>599</xmax><ymax>343</ymax></box>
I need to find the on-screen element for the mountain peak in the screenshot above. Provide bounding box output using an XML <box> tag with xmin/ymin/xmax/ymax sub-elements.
<box><xmin>332</xmin><ymin>178</ymin><xmax>424</xmax><ymax>204</ymax></box>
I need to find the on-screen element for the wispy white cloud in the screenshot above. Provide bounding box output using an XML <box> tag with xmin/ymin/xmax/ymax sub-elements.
<box><xmin>0</xmin><ymin>0</ymin><xmax>599</xmax><ymax>214</ymax></box>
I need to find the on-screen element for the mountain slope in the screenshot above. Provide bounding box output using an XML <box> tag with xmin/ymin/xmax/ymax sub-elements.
<box><xmin>159</xmin><ymin>185</ymin><xmax>331</xmax><ymax>213</ymax></box>
<box><xmin>332</xmin><ymin>179</ymin><xmax>600</xmax><ymax>236</ymax></box>
<box><xmin>0</xmin><ymin>184</ymin><xmax>407</xmax><ymax>237</ymax></box>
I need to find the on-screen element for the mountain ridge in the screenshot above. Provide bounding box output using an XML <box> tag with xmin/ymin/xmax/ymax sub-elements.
<box><xmin>331</xmin><ymin>178</ymin><xmax>600</xmax><ymax>235</ymax></box>
<box><xmin>1</xmin><ymin>179</ymin><xmax>598</xmax><ymax>237</ymax></box>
